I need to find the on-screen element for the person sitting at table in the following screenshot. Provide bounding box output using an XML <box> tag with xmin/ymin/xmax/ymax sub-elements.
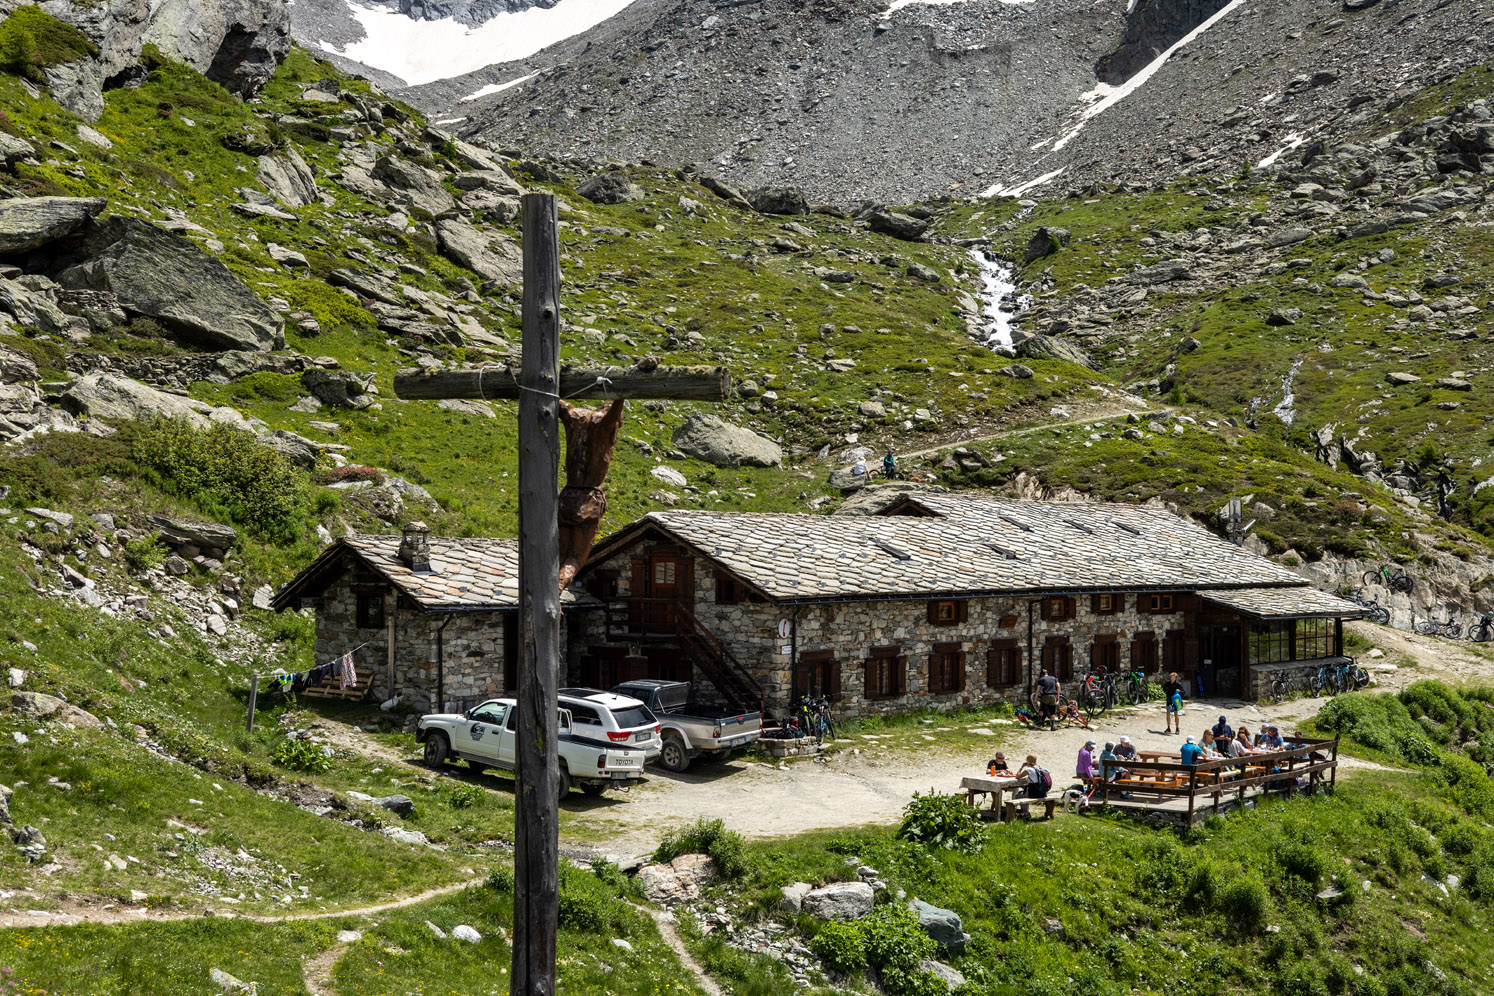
<box><xmin>1200</xmin><ymin>729</ymin><xmax>1225</xmax><ymax>759</ymax></box>
<box><xmin>986</xmin><ymin>752</ymin><xmax>1013</xmax><ymax>777</ymax></box>
<box><xmin>1212</xmin><ymin>715</ymin><xmax>1234</xmax><ymax>739</ymax></box>
<box><xmin>1015</xmin><ymin>754</ymin><xmax>1047</xmax><ymax>817</ymax></box>
<box><xmin>1076</xmin><ymin>739</ymin><xmax>1099</xmax><ymax>786</ymax></box>
<box><xmin>1113</xmin><ymin>735</ymin><xmax>1137</xmax><ymax>761</ymax></box>
<box><xmin>1098</xmin><ymin>742</ymin><xmax>1127</xmax><ymax>784</ymax></box>
<box><xmin>1179</xmin><ymin>736</ymin><xmax>1205</xmax><ymax>765</ymax></box>
<box><xmin>1227</xmin><ymin>728</ymin><xmax>1258</xmax><ymax>758</ymax></box>
<box><xmin>1259</xmin><ymin>726</ymin><xmax>1285</xmax><ymax>750</ymax></box>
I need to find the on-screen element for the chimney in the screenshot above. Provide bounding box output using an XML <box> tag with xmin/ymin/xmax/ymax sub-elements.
<box><xmin>398</xmin><ymin>521</ymin><xmax>431</xmax><ymax>572</ymax></box>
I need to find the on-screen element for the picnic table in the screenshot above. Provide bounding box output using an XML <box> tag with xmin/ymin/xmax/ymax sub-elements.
<box><xmin>959</xmin><ymin>775</ymin><xmax>1020</xmax><ymax>811</ymax></box>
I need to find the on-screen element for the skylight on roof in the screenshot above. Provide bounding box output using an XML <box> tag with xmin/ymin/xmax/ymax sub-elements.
<box><xmin>985</xmin><ymin>542</ymin><xmax>1022</xmax><ymax>560</ymax></box>
<box><xmin>1113</xmin><ymin>520</ymin><xmax>1142</xmax><ymax>536</ymax></box>
<box><xmin>868</xmin><ymin>538</ymin><xmax>912</xmax><ymax>561</ymax></box>
<box><xmin>1000</xmin><ymin>515</ymin><xmax>1032</xmax><ymax>532</ymax></box>
<box><xmin>1064</xmin><ymin>518</ymin><xmax>1095</xmax><ymax>535</ymax></box>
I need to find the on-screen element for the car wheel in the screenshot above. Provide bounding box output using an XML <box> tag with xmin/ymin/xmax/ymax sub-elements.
<box><xmin>581</xmin><ymin>783</ymin><xmax>607</xmax><ymax>797</ymax></box>
<box><xmin>557</xmin><ymin>764</ymin><xmax>572</xmax><ymax>802</ymax></box>
<box><xmin>423</xmin><ymin>733</ymin><xmax>449</xmax><ymax>769</ymax></box>
<box><xmin>659</xmin><ymin>735</ymin><xmax>691</xmax><ymax>773</ymax></box>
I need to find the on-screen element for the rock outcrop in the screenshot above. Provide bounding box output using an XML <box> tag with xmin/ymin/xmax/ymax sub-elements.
<box><xmin>435</xmin><ymin>218</ymin><xmax>523</xmax><ymax>285</ymax></box>
<box><xmin>672</xmin><ymin>414</ymin><xmax>783</xmax><ymax>468</ymax></box>
<box><xmin>0</xmin><ymin>197</ymin><xmax>107</xmax><ymax>256</ymax></box>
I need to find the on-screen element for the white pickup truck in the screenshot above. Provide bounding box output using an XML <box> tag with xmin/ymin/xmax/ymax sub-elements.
<box><xmin>416</xmin><ymin>698</ymin><xmax>647</xmax><ymax>799</ymax></box>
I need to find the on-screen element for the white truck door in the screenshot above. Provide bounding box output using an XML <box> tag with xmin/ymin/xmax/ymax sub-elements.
<box><xmin>464</xmin><ymin>701</ymin><xmax>508</xmax><ymax>762</ymax></box>
<box><xmin>498</xmin><ymin>706</ymin><xmax>519</xmax><ymax>766</ymax></box>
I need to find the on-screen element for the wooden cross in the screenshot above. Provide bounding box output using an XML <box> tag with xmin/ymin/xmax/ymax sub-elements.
<box><xmin>392</xmin><ymin>193</ymin><xmax>731</xmax><ymax>996</ymax></box>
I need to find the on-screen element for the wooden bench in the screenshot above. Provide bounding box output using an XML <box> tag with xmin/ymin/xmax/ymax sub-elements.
<box><xmin>1112</xmin><ymin>777</ymin><xmax>1187</xmax><ymax>791</ymax></box>
<box><xmin>1003</xmin><ymin>797</ymin><xmax>1059</xmax><ymax>822</ymax></box>
<box><xmin>300</xmin><ymin>671</ymin><xmax>374</xmax><ymax>701</ymax></box>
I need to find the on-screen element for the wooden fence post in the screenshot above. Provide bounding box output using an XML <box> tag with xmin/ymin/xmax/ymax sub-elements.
<box><xmin>511</xmin><ymin>192</ymin><xmax>562</xmax><ymax>996</ymax></box>
<box><xmin>246</xmin><ymin>674</ymin><xmax>258</xmax><ymax>733</ymax></box>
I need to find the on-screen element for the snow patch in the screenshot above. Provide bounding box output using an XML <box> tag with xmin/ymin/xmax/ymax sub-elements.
<box><xmin>970</xmin><ymin>249</ymin><xmax>1031</xmax><ymax>349</ymax></box>
<box><xmin>982</xmin><ymin>166</ymin><xmax>1067</xmax><ymax>199</ymax></box>
<box><xmin>1049</xmin><ymin>0</ymin><xmax>1251</xmax><ymax>152</ymax></box>
<box><xmin>461</xmin><ymin>73</ymin><xmax>538</xmax><ymax>102</ymax></box>
<box><xmin>881</xmin><ymin>0</ymin><xmax>1034</xmax><ymax>17</ymax></box>
<box><xmin>322</xmin><ymin>0</ymin><xmax>639</xmax><ymax>86</ymax></box>
<box><xmin>1256</xmin><ymin>131</ymin><xmax>1306</xmax><ymax>169</ymax></box>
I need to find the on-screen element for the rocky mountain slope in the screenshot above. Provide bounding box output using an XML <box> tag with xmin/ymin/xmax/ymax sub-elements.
<box><xmin>437</xmin><ymin>0</ymin><xmax>1494</xmax><ymax>204</ymax></box>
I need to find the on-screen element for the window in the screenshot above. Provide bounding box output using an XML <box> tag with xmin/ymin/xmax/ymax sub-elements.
<box><xmin>356</xmin><ymin>593</ymin><xmax>385</xmax><ymax>629</ymax></box>
<box><xmin>987</xmin><ymin>640</ymin><xmax>1021</xmax><ymax>687</ymax></box>
<box><xmin>1091</xmin><ymin>635</ymin><xmax>1120</xmax><ymax>674</ymax></box>
<box><xmin>715</xmin><ymin>573</ymin><xmax>755</xmax><ymax>604</ymax></box>
<box><xmin>1249</xmin><ymin>622</ymin><xmax>1293</xmax><ymax>665</ymax></box>
<box><xmin>653</xmin><ymin>560</ymin><xmax>676</xmax><ymax>585</ymax></box>
<box><xmin>928</xmin><ymin>642</ymin><xmax>966</xmax><ymax>694</ymax></box>
<box><xmin>1041</xmin><ymin>636</ymin><xmax>1073</xmax><ymax>681</ymax></box>
<box><xmin>1143</xmin><ymin>593</ymin><xmax>1177</xmax><ymax>614</ymax></box>
<box><xmin>567</xmin><ymin>703</ymin><xmax>603</xmax><ymax>727</ymax></box>
<box><xmin>796</xmin><ymin>650</ymin><xmax>842</xmax><ymax>701</ymax></box>
<box><xmin>585</xmin><ymin>570</ymin><xmax>619</xmax><ymax>600</ymax></box>
<box><xmin>1296</xmin><ymin>618</ymin><xmax>1335</xmax><ymax>659</ymax></box>
<box><xmin>1163</xmin><ymin>630</ymin><xmax>1187</xmax><ymax>671</ymax></box>
<box><xmin>1040</xmin><ymin>596</ymin><xmax>1075</xmax><ymax>622</ymax></box>
<box><xmin>865</xmin><ymin>646</ymin><xmax>907</xmax><ymax>700</ymax></box>
<box><xmin>928</xmin><ymin>600</ymin><xmax>969</xmax><ymax>626</ymax></box>
<box><xmin>1131</xmin><ymin>632</ymin><xmax>1159</xmax><ymax>674</ymax></box>
<box><xmin>1091</xmin><ymin>593</ymin><xmax>1122</xmax><ymax>615</ymax></box>
<box><xmin>472</xmin><ymin>703</ymin><xmax>507</xmax><ymax>726</ymax></box>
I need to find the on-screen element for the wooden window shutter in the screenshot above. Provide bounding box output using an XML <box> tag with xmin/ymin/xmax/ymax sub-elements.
<box><xmin>827</xmin><ymin>658</ymin><xmax>842</xmax><ymax>700</ymax></box>
<box><xmin>895</xmin><ymin>654</ymin><xmax>908</xmax><ymax>696</ymax></box>
<box><xmin>955</xmin><ymin>649</ymin><xmax>967</xmax><ymax>691</ymax></box>
<box><xmin>986</xmin><ymin>647</ymin><xmax>999</xmax><ymax>686</ymax></box>
<box><xmin>957</xmin><ymin>601</ymin><xmax>969</xmax><ymax>623</ymax></box>
<box><xmin>1090</xmin><ymin>593</ymin><xmax>1104</xmax><ymax>614</ymax></box>
<box><xmin>1039</xmin><ymin>598</ymin><xmax>1053</xmax><ymax>621</ymax></box>
<box><xmin>1114</xmin><ymin>594</ymin><xmax>1125</xmax><ymax>613</ymax></box>
<box><xmin>927</xmin><ymin>601</ymin><xmax>940</xmax><ymax>624</ymax></box>
<box><xmin>630</xmin><ymin>557</ymin><xmax>646</xmax><ymax>595</ymax></box>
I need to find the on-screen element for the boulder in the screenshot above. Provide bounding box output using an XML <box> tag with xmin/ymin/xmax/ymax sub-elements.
<box><xmin>0</xmin><ymin>197</ymin><xmax>107</xmax><ymax>256</ymax></box>
<box><xmin>1024</xmin><ymin>226</ymin><xmax>1070</xmax><ymax>263</ymax></box>
<box><xmin>11</xmin><ymin>691</ymin><xmax>104</xmax><ymax>729</ymax></box>
<box><xmin>1125</xmin><ymin>259</ymin><xmax>1190</xmax><ymax>285</ymax></box>
<box><xmin>780</xmin><ymin>881</ymin><xmax>813</xmax><ymax>912</ymax></box>
<box><xmin>0</xmin><ymin>783</ymin><xmax>10</xmax><ymax>826</ymax></box>
<box><xmin>746</xmin><ymin>186</ymin><xmax>809</xmax><ymax>215</ymax></box>
<box><xmin>141</xmin><ymin>0</ymin><xmax>290</xmax><ymax>97</ymax></box>
<box><xmin>829</xmin><ymin>468</ymin><xmax>869</xmax><ymax>491</ymax></box>
<box><xmin>302</xmin><ymin>368</ymin><xmax>378</xmax><ymax>410</ymax></box>
<box><xmin>372</xmin><ymin>156</ymin><xmax>456</xmax><ymax>216</ymax></box>
<box><xmin>912</xmin><ymin>899</ymin><xmax>971</xmax><ymax>956</ymax></box>
<box><xmin>328</xmin><ymin>267</ymin><xmax>404</xmax><ymax>306</ymax></box>
<box><xmin>257</xmin><ymin>149</ymin><xmax>319</xmax><ymax>207</ymax></box>
<box><xmin>700</xmin><ymin>176</ymin><xmax>754</xmax><ymax>211</ymax></box>
<box><xmin>0</xmin><ymin>132</ymin><xmax>35</xmax><ymax>167</ymax></box>
<box><xmin>0</xmin><ymin>348</ymin><xmax>39</xmax><ymax>384</ymax></box>
<box><xmin>672</xmin><ymin>413</ymin><xmax>782</xmax><ymax>468</ymax></box>
<box><xmin>650</xmin><ymin>465</ymin><xmax>687</xmax><ymax>487</ymax></box>
<box><xmin>60</xmin><ymin>373</ymin><xmax>248</xmax><ymax>428</ymax></box>
<box><xmin>867</xmin><ymin>209</ymin><xmax>929</xmax><ymax>241</ymax></box>
<box><xmin>919</xmin><ymin>960</ymin><xmax>967</xmax><ymax>989</ymax></box>
<box><xmin>452</xmin><ymin>170</ymin><xmax>524</xmax><ymax>197</ymax></box>
<box><xmin>999</xmin><ymin>364</ymin><xmax>1034</xmax><ymax>379</ymax></box>
<box><xmin>1268</xmin><ymin>228</ymin><xmax>1315</xmax><ymax>248</ymax></box>
<box><xmin>637</xmin><ymin>853</ymin><xmax>718</xmax><ymax>905</ymax></box>
<box><xmin>374</xmin><ymin>794</ymin><xmax>415</xmax><ymax>816</ymax></box>
<box><xmin>435</xmin><ymin>218</ymin><xmax>523</xmax><ymax>286</ymax></box>
<box><xmin>1015</xmin><ymin>334</ymin><xmax>1094</xmax><ymax>369</ymax></box>
<box><xmin>802</xmin><ymin>881</ymin><xmax>875</xmax><ymax>920</ymax></box>
<box><xmin>451</xmin><ymin>925</ymin><xmax>482</xmax><ymax>943</ymax></box>
<box><xmin>267</xmin><ymin>243</ymin><xmax>308</xmax><ymax>268</ymax></box>
<box><xmin>148</xmin><ymin>514</ymin><xmax>238</xmax><ymax>551</ymax></box>
<box><xmin>57</xmin><ymin>217</ymin><xmax>283</xmax><ymax>351</ymax></box>
<box><xmin>1386</xmin><ymin>372</ymin><xmax>1420</xmax><ymax>386</ymax></box>
<box><xmin>578</xmin><ymin>171</ymin><xmax>644</xmax><ymax>204</ymax></box>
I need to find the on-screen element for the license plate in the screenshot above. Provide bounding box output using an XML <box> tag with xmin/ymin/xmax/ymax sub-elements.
<box><xmin>633</xmin><ymin>731</ymin><xmax>651</xmax><ymax>742</ymax></box>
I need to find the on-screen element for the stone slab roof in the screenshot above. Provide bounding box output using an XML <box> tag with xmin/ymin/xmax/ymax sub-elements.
<box><xmin>1202</xmin><ymin>586</ymin><xmax>1368</xmax><ymax>620</ymax></box>
<box><xmin>595</xmin><ymin>500</ymin><xmax>1324</xmax><ymax>604</ymax></box>
<box><xmin>274</xmin><ymin>535</ymin><xmax>597</xmax><ymax>612</ymax></box>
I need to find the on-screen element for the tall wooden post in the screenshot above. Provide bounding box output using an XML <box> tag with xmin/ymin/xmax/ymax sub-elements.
<box><xmin>512</xmin><ymin>191</ymin><xmax>562</xmax><ymax>996</ymax></box>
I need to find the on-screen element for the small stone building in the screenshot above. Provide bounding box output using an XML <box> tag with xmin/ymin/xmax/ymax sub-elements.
<box><xmin>273</xmin><ymin>523</ymin><xmax>595</xmax><ymax>712</ymax></box>
<box><xmin>573</xmin><ymin>496</ymin><xmax>1367</xmax><ymax>718</ymax></box>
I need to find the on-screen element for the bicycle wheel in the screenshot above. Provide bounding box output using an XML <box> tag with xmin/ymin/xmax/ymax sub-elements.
<box><xmin>1393</xmin><ymin>574</ymin><xmax>1414</xmax><ymax>594</ymax></box>
<box><xmin>1371</xmin><ymin>605</ymin><xmax>1390</xmax><ymax>625</ymax></box>
<box><xmin>1472</xmin><ymin>625</ymin><xmax>1492</xmax><ymax>644</ymax></box>
<box><xmin>1415</xmin><ymin>620</ymin><xmax>1435</xmax><ymax>635</ymax></box>
<box><xmin>1105</xmin><ymin>682</ymin><xmax>1118</xmax><ymax>711</ymax></box>
<box><xmin>820</xmin><ymin>717</ymin><xmax>836</xmax><ymax>742</ymax></box>
<box><xmin>1362</xmin><ymin>570</ymin><xmax>1380</xmax><ymax>589</ymax></box>
<box><xmin>1267</xmin><ymin>678</ymin><xmax>1286</xmax><ymax>705</ymax></box>
<box><xmin>1309</xmin><ymin>673</ymin><xmax>1325</xmax><ymax>696</ymax></box>
<box><xmin>1447</xmin><ymin>622</ymin><xmax>1463</xmax><ymax>640</ymax></box>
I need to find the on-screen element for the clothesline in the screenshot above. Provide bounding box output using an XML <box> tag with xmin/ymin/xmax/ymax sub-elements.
<box><xmin>253</xmin><ymin>639</ymin><xmax>375</xmax><ymax>680</ymax></box>
<box><xmin>258</xmin><ymin>640</ymin><xmax>375</xmax><ymax>695</ymax></box>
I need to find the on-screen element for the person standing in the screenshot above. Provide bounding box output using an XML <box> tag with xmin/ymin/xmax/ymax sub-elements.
<box><xmin>1162</xmin><ymin>671</ymin><xmax>1185</xmax><ymax>734</ymax></box>
<box><xmin>882</xmin><ymin>447</ymin><xmax>897</xmax><ymax>479</ymax></box>
<box><xmin>1034</xmin><ymin>669</ymin><xmax>1061</xmax><ymax>731</ymax></box>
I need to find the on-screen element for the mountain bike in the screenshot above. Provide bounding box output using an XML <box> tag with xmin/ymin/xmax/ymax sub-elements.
<box><xmin>1349</xmin><ymin>588</ymin><xmax>1392</xmax><ymax>625</ymax></box>
<box><xmin>1469</xmin><ymin>612</ymin><xmax>1494</xmax><ymax>644</ymax></box>
<box><xmin>1079</xmin><ymin>671</ymin><xmax>1110</xmax><ymax>719</ymax></box>
<box><xmin>1363</xmin><ymin>564</ymin><xmax>1414</xmax><ymax>594</ymax></box>
<box><xmin>1415</xmin><ymin>615</ymin><xmax>1463</xmax><ymax>639</ymax></box>
<box><xmin>1309</xmin><ymin>662</ymin><xmax>1338</xmax><ymax>697</ymax></box>
<box><xmin>1122</xmin><ymin>669</ymin><xmax>1150</xmax><ymax>706</ymax></box>
<box><xmin>1266</xmin><ymin>670</ymin><xmax>1304</xmax><ymax>704</ymax></box>
<box><xmin>797</xmin><ymin>695</ymin><xmax>835</xmax><ymax>742</ymax></box>
<box><xmin>1347</xmin><ymin>659</ymin><xmax>1371</xmax><ymax>690</ymax></box>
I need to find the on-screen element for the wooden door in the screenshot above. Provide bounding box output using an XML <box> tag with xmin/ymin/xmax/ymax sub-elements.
<box><xmin>646</xmin><ymin>550</ymin><xmax>687</xmax><ymax>633</ymax></box>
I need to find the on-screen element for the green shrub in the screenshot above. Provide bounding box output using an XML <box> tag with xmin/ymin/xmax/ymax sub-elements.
<box><xmin>132</xmin><ymin>416</ymin><xmax>312</xmax><ymax>542</ymax></box>
<box><xmin>1274</xmin><ymin>839</ymin><xmax>1328</xmax><ymax>884</ymax></box>
<box><xmin>486</xmin><ymin>866</ymin><xmax>514</xmax><ymax>893</ymax></box>
<box><xmin>271</xmin><ymin>737</ymin><xmax>332</xmax><ymax>773</ymax></box>
<box><xmin>448</xmin><ymin>783</ymin><xmax>483</xmax><ymax>809</ymax></box>
<box><xmin>557</xmin><ymin>861</ymin><xmax>628</xmax><ymax>932</ymax></box>
<box><xmin>1218</xmin><ymin>873</ymin><xmax>1271</xmax><ymax>930</ymax></box>
<box><xmin>898</xmin><ymin>792</ymin><xmax>984</xmax><ymax>853</ymax></box>
<box><xmin>122</xmin><ymin>532</ymin><xmax>166</xmax><ymax>573</ymax></box>
<box><xmin>862</xmin><ymin>905</ymin><xmax>940</xmax><ymax>994</ymax></box>
<box><xmin>809</xmin><ymin>920</ymin><xmax>867</xmax><ymax>975</ymax></box>
<box><xmin>653</xmin><ymin>817</ymin><xmax>748</xmax><ymax>878</ymax></box>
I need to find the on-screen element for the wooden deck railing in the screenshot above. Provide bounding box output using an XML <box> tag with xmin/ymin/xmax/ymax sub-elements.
<box><xmin>1101</xmin><ymin>736</ymin><xmax>1339</xmax><ymax>822</ymax></box>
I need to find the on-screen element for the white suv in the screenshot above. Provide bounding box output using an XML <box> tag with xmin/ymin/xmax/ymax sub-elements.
<box><xmin>559</xmin><ymin>688</ymin><xmax>662</xmax><ymax>759</ymax></box>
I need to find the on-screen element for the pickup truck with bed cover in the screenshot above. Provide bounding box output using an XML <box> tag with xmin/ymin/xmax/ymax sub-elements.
<box><xmin>610</xmin><ymin>679</ymin><xmax>761</xmax><ymax>772</ymax></box>
<box><xmin>416</xmin><ymin>697</ymin><xmax>646</xmax><ymax>799</ymax></box>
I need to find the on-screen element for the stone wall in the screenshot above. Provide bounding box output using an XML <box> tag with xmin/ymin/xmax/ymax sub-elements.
<box><xmin>576</xmin><ymin>538</ymin><xmax>1203</xmax><ymax>719</ymax></box>
<box><xmin>314</xmin><ymin>573</ymin><xmax>537</xmax><ymax>712</ymax></box>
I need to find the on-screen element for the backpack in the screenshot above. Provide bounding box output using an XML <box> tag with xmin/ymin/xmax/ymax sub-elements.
<box><xmin>1029</xmin><ymin>768</ymin><xmax>1052</xmax><ymax>797</ymax></box>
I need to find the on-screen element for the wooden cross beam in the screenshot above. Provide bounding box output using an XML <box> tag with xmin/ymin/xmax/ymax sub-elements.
<box><xmin>389</xmin><ymin>193</ymin><xmax>730</xmax><ymax>996</ymax></box>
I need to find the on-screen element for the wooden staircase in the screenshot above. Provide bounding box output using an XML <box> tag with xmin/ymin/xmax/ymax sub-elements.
<box><xmin>604</xmin><ymin>597</ymin><xmax>763</xmax><ymax>714</ymax></box>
